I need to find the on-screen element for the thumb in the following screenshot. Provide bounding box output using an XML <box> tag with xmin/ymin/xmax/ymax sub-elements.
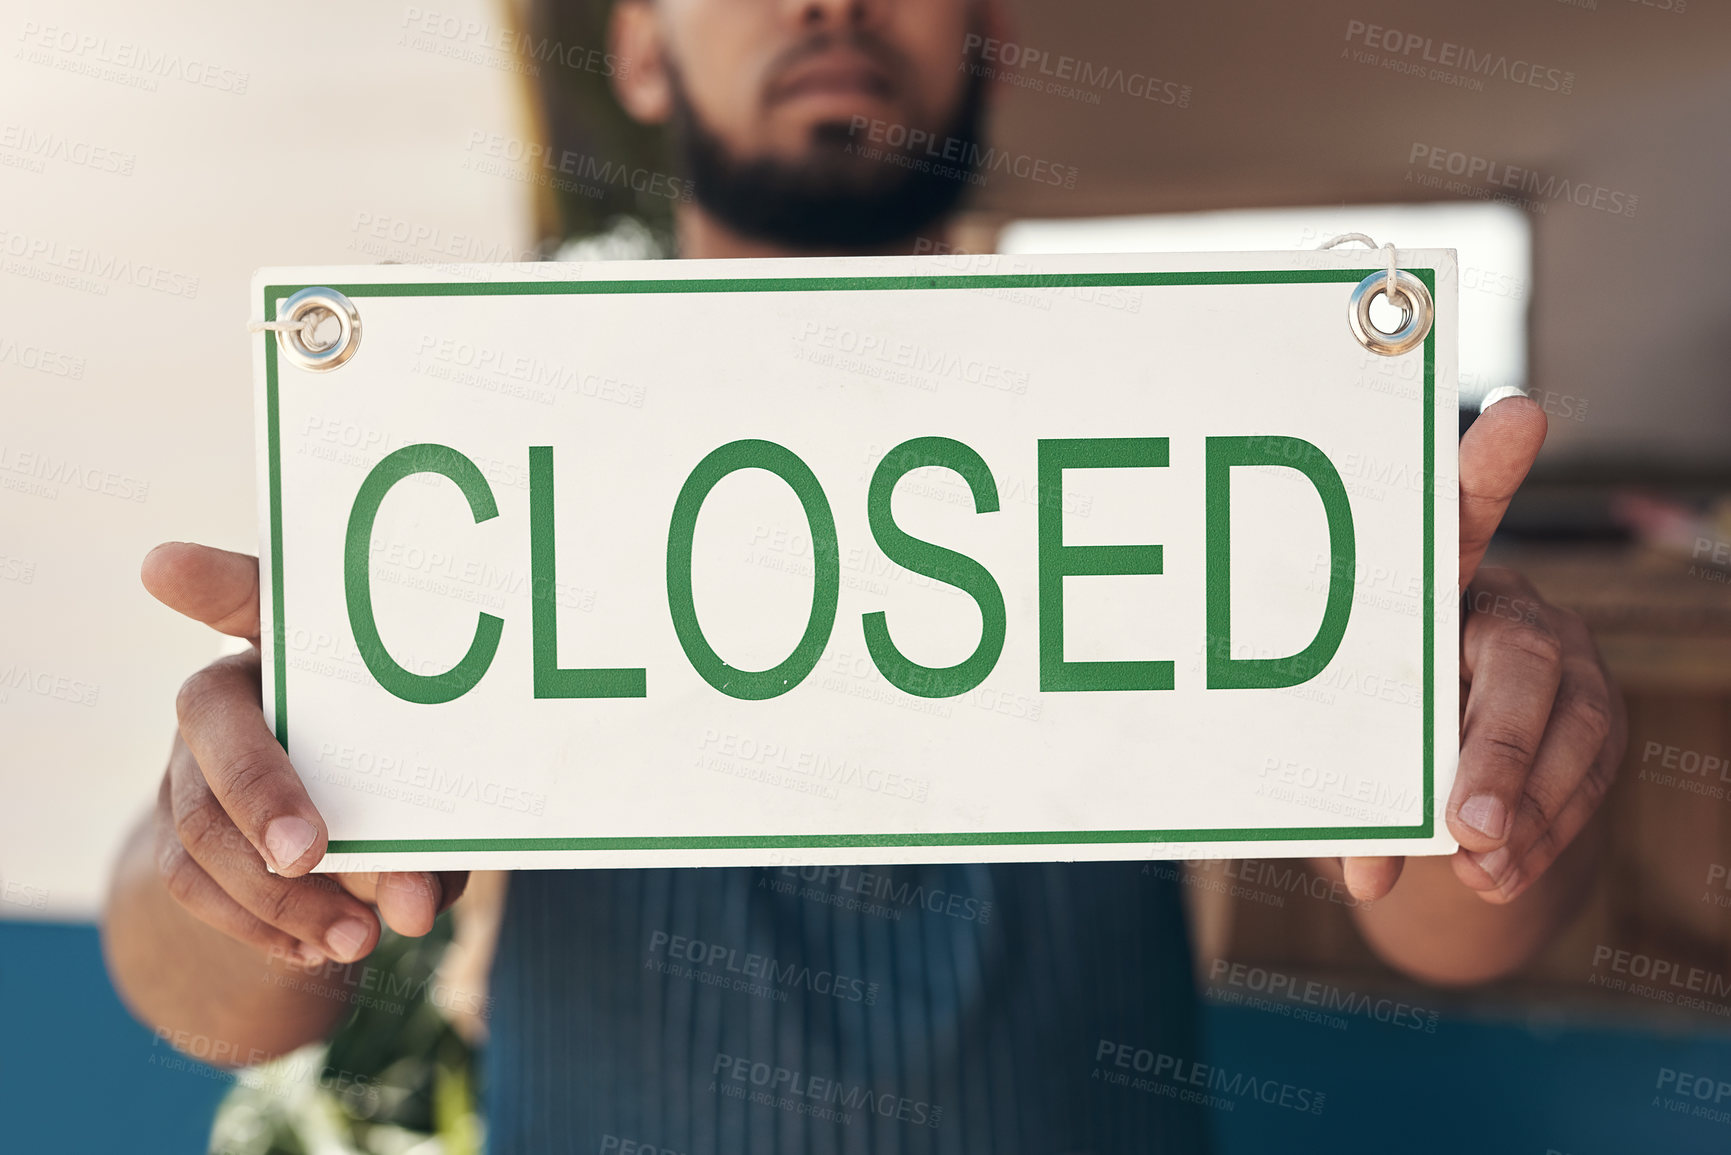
<box><xmin>1458</xmin><ymin>393</ymin><xmax>1546</xmax><ymax>591</ymax></box>
<box><xmin>141</xmin><ymin>542</ymin><xmax>261</xmax><ymax>642</ymax></box>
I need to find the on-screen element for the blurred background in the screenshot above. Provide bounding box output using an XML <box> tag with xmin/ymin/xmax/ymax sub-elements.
<box><xmin>3</xmin><ymin>0</ymin><xmax>1730</xmax><ymax>1151</ymax></box>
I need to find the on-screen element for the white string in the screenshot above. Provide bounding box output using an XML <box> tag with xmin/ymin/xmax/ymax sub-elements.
<box><xmin>247</xmin><ymin>318</ymin><xmax>312</xmax><ymax>334</ymax></box>
<box><xmin>1317</xmin><ymin>233</ymin><xmax>1398</xmax><ymax>302</ymax></box>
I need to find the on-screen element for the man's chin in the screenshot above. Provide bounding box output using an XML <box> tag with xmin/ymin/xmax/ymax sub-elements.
<box><xmin>745</xmin><ymin>134</ymin><xmax>903</xmax><ymax>193</ymax></box>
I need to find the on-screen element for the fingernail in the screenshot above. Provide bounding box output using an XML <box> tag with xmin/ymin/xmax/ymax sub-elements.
<box><xmin>1473</xmin><ymin>846</ymin><xmax>1510</xmax><ymax>883</ymax></box>
<box><xmin>1478</xmin><ymin>385</ymin><xmax>1529</xmax><ymax>414</ymax></box>
<box><xmin>1458</xmin><ymin>794</ymin><xmax>1508</xmax><ymax>840</ymax></box>
<box><xmin>325</xmin><ymin>918</ymin><xmax>372</xmax><ymax>962</ymax></box>
<box><xmin>262</xmin><ymin>816</ymin><xmax>318</xmax><ymax>872</ymax></box>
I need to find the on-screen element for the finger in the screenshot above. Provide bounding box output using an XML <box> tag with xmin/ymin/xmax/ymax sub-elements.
<box><xmin>333</xmin><ymin>870</ymin><xmax>457</xmax><ymax>937</ymax></box>
<box><xmin>1458</xmin><ymin>394</ymin><xmax>1546</xmax><ymax>591</ymax></box>
<box><xmin>376</xmin><ymin>872</ymin><xmax>443</xmax><ymax>937</ymax></box>
<box><xmin>153</xmin><ymin>772</ymin><xmax>322</xmax><ymax>966</ymax></box>
<box><xmin>176</xmin><ymin>651</ymin><xmax>326</xmax><ymax>876</ymax></box>
<box><xmin>1456</xmin><ymin>621</ymin><xmax>1622</xmax><ymax>901</ymax></box>
<box><xmin>335</xmin><ymin>871</ymin><xmax>381</xmax><ymax>904</ymax></box>
<box><xmin>1449</xmin><ymin>573</ymin><xmax>1564</xmax><ymax>854</ymax></box>
<box><xmin>168</xmin><ymin>734</ymin><xmax>382</xmax><ymax>963</ymax></box>
<box><xmin>1452</xmin><ymin>742</ymin><xmax>1616</xmax><ymax>904</ymax></box>
<box><xmin>1341</xmin><ymin>855</ymin><xmax>1404</xmax><ymax>903</ymax></box>
<box><xmin>143</xmin><ymin>543</ymin><xmax>261</xmax><ymax>642</ymax></box>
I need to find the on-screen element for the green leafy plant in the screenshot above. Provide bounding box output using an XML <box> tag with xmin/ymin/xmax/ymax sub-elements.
<box><xmin>208</xmin><ymin>914</ymin><xmax>481</xmax><ymax>1155</ymax></box>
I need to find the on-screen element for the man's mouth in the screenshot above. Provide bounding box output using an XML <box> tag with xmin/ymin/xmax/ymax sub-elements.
<box><xmin>769</xmin><ymin>50</ymin><xmax>894</xmax><ymax>107</ymax></box>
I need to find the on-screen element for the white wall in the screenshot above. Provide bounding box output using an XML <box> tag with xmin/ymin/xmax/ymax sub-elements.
<box><xmin>0</xmin><ymin>0</ymin><xmax>534</xmax><ymax>919</ymax></box>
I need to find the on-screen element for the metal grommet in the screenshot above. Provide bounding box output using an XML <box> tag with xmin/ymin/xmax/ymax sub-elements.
<box><xmin>276</xmin><ymin>286</ymin><xmax>362</xmax><ymax>372</ymax></box>
<box><xmin>1347</xmin><ymin>269</ymin><xmax>1432</xmax><ymax>357</ymax></box>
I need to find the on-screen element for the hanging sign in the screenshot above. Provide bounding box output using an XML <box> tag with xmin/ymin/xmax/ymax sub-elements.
<box><xmin>251</xmin><ymin>250</ymin><xmax>1459</xmax><ymax>871</ymax></box>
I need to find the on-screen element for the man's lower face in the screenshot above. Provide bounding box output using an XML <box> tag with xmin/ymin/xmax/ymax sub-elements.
<box><xmin>667</xmin><ymin>59</ymin><xmax>984</xmax><ymax>249</ymax></box>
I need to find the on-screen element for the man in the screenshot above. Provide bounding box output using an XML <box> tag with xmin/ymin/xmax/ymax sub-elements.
<box><xmin>103</xmin><ymin>0</ymin><xmax>1625</xmax><ymax>1150</ymax></box>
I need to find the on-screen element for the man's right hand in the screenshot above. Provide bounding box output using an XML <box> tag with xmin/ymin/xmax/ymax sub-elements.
<box><xmin>142</xmin><ymin>542</ymin><xmax>466</xmax><ymax>968</ymax></box>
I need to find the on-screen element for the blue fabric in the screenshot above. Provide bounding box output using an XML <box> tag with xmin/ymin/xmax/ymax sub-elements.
<box><xmin>484</xmin><ymin>862</ymin><xmax>1209</xmax><ymax>1154</ymax></box>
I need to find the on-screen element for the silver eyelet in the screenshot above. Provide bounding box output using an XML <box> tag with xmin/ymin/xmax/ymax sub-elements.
<box><xmin>1347</xmin><ymin>270</ymin><xmax>1432</xmax><ymax>357</ymax></box>
<box><xmin>275</xmin><ymin>286</ymin><xmax>362</xmax><ymax>372</ymax></box>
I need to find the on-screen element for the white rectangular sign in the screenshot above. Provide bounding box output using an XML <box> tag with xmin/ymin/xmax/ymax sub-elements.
<box><xmin>252</xmin><ymin>250</ymin><xmax>1459</xmax><ymax>872</ymax></box>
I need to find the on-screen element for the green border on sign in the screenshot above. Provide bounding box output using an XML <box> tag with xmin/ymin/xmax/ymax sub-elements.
<box><xmin>261</xmin><ymin>268</ymin><xmax>1439</xmax><ymax>853</ymax></box>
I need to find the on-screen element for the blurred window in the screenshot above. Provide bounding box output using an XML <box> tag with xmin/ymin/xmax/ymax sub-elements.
<box><xmin>1000</xmin><ymin>203</ymin><xmax>1530</xmax><ymax>410</ymax></box>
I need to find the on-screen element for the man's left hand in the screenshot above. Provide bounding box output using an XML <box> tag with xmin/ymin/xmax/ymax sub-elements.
<box><xmin>1344</xmin><ymin>395</ymin><xmax>1627</xmax><ymax>903</ymax></box>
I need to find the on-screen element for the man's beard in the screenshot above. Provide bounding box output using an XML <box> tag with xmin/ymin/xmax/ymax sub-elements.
<box><xmin>668</xmin><ymin>59</ymin><xmax>986</xmax><ymax>251</ymax></box>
